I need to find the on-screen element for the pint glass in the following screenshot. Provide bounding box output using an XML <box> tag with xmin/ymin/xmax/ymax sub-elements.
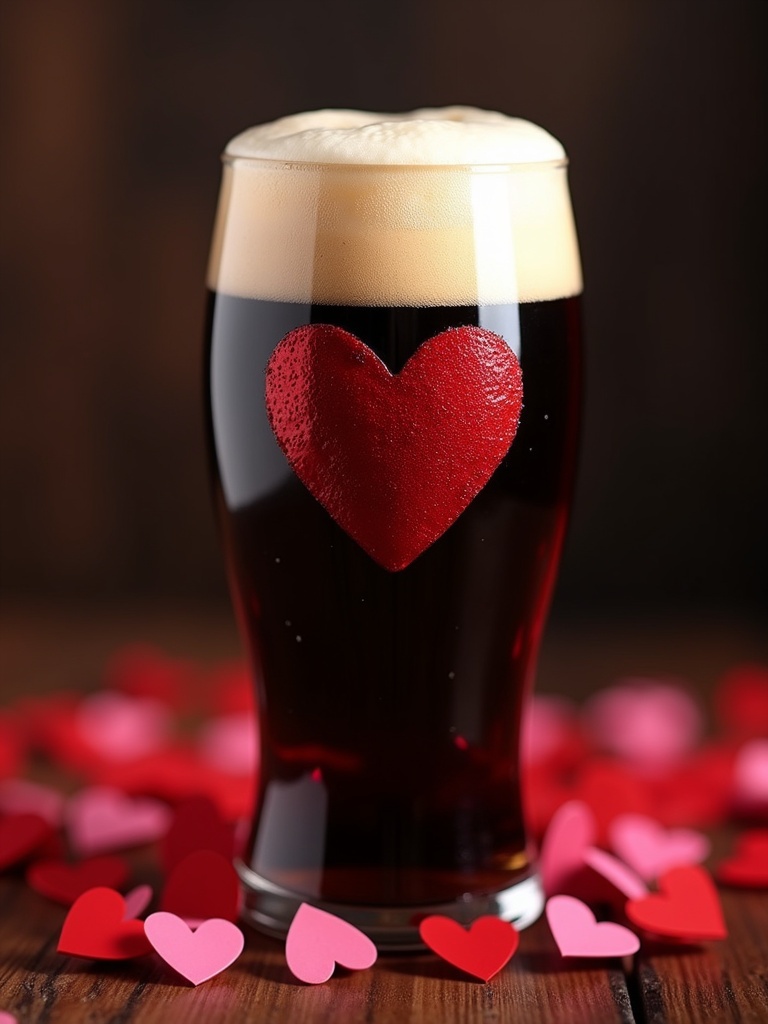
<box><xmin>205</xmin><ymin>108</ymin><xmax>582</xmax><ymax>947</ymax></box>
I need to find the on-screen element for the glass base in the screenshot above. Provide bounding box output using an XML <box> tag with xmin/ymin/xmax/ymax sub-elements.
<box><xmin>236</xmin><ymin>860</ymin><xmax>544</xmax><ymax>950</ymax></box>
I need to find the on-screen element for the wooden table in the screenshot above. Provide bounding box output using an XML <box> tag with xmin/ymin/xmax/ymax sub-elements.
<box><xmin>1</xmin><ymin>604</ymin><xmax>767</xmax><ymax>1023</ymax></box>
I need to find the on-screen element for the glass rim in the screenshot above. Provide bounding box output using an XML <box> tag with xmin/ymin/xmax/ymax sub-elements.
<box><xmin>220</xmin><ymin>152</ymin><xmax>569</xmax><ymax>174</ymax></box>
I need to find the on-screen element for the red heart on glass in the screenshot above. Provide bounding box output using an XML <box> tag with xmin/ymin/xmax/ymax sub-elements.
<box><xmin>418</xmin><ymin>916</ymin><xmax>519</xmax><ymax>981</ymax></box>
<box><xmin>27</xmin><ymin>855</ymin><xmax>130</xmax><ymax>905</ymax></box>
<box><xmin>57</xmin><ymin>887</ymin><xmax>152</xmax><ymax>959</ymax></box>
<box><xmin>265</xmin><ymin>324</ymin><xmax>523</xmax><ymax>571</ymax></box>
<box><xmin>626</xmin><ymin>865</ymin><xmax>727</xmax><ymax>942</ymax></box>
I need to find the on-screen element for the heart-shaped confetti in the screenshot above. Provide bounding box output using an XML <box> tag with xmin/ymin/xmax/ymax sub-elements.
<box><xmin>67</xmin><ymin>786</ymin><xmax>172</xmax><ymax>857</ymax></box>
<box><xmin>626</xmin><ymin>865</ymin><xmax>727</xmax><ymax>941</ymax></box>
<box><xmin>418</xmin><ymin>916</ymin><xmax>519</xmax><ymax>981</ymax></box>
<box><xmin>0</xmin><ymin>779</ymin><xmax>65</xmax><ymax>827</ymax></box>
<box><xmin>75</xmin><ymin>691</ymin><xmax>172</xmax><ymax>763</ymax></box>
<box><xmin>58</xmin><ymin>887</ymin><xmax>152</xmax><ymax>959</ymax></box>
<box><xmin>609</xmin><ymin>814</ymin><xmax>711</xmax><ymax>881</ymax></box>
<box><xmin>0</xmin><ymin>1012</ymin><xmax>18</xmax><ymax>1024</ymax></box>
<box><xmin>584</xmin><ymin>680</ymin><xmax>702</xmax><ymax>769</ymax></box>
<box><xmin>574</xmin><ymin>761</ymin><xmax>654</xmax><ymax>844</ymax></box>
<box><xmin>144</xmin><ymin>912</ymin><xmax>245</xmax><ymax>985</ymax></box>
<box><xmin>582</xmin><ymin>848</ymin><xmax>648</xmax><ymax>902</ymax></box>
<box><xmin>123</xmin><ymin>884</ymin><xmax>154</xmax><ymax>919</ymax></box>
<box><xmin>27</xmin><ymin>855</ymin><xmax>130</xmax><ymax>905</ymax></box>
<box><xmin>732</xmin><ymin>739</ymin><xmax>768</xmax><ymax>815</ymax></box>
<box><xmin>539</xmin><ymin>800</ymin><xmax>596</xmax><ymax>897</ymax></box>
<box><xmin>285</xmin><ymin>903</ymin><xmax>377</xmax><ymax>984</ymax></box>
<box><xmin>161</xmin><ymin>795</ymin><xmax>236</xmax><ymax>872</ymax></box>
<box><xmin>0</xmin><ymin>814</ymin><xmax>54</xmax><ymax>871</ymax></box>
<box><xmin>160</xmin><ymin>850</ymin><xmax>240</xmax><ymax>924</ymax></box>
<box><xmin>265</xmin><ymin>324</ymin><xmax>523</xmax><ymax>571</ymax></box>
<box><xmin>716</xmin><ymin>830</ymin><xmax>768</xmax><ymax>888</ymax></box>
<box><xmin>198</xmin><ymin>713</ymin><xmax>259</xmax><ymax>777</ymax></box>
<box><xmin>546</xmin><ymin>896</ymin><xmax>640</xmax><ymax>958</ymax></box>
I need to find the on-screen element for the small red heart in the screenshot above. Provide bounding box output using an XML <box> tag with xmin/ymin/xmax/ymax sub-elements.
<box><xmin>716</xmin><ymin>830</ymin><xmax>768</xmax><ymax>888</ymax></box>
<box><xmin>0</xmin><ymin>814</ymin><xmax>54</xmax><ymax>871</ymax></box>
<box><xmin>160</xmin><ymin>850</ymin><xmax>240</xmax><ymax>923</ymax></box>
<box><xmin>265</xmin><ymin>324</ymin><xmax>523</xmax><ymax>571</ymax></box>
<box><xmin>161</xmin><ymin>796</ymin><xmax>236</xmax><ymax>872</ymax></box>
<box><xmin>27</xmin><ymin>855</ymin><xmax>130</xmax><ymax>906</ymax></box>
<box><xmin>57</xmin><ymin>887</ymin><xmax>152</xmax><ymax>959</ymax></box>
<box><xmin>418</xmin><ymin>916</ymin><xmax>519</xmax><ymax>982</ymax></box>
<box><xmin>626</xmin><ymin>865</ymin><xmax>727</xmax><ymax>942</ymax></box>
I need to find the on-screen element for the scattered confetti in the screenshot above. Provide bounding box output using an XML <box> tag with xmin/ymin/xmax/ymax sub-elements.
<box><xmin>285</xmin><ymin>903</ymin><xmax>377</xmax><ymax>984</ymax></box>
<box><xmin>122</xmin><ymin>884</ymin><xmax>154</xmax><ymax>920</ymax></box>
<box><xmin>539</xmin><ymin>800</ymin><xmax>596</xmax><ymax>897</ymax></box>
<box><xmin>160</xmin><ymin>850</ymin><xmax>240</xmax><ymax>924</ymax></box>
<box><xmin>716</xmin><ymin>830</ymin><xmax>768</xmax><ymax>888</ymax></box>
<box><xmin>608</xmin><ymin>814</ymin><xmax>711</xmax><ymax>882</ymax></box>
<box><xmin>0</xmin><ymin>779</ymin><xmax>65</xmax><ymax>827</ymax></box>
<box><xmin>0</xmin><ymin>814</ymin><xmax>55</xmax><ymax>871</ymax></box>
<box><xmin>161</xmin><ymin>795</ymin><xmax>235</xmax><ymax>872</ymax></box>
<box><xmin>625</xmin><ymin>865</ymin><xmax>727</xmax><ymax>942</ymax></box>
<box><xmin>144</xmin><ymin>912</ymin><xmax>245</xmax><ymax>985</ymax></box>
<box><xmin>546</xmin><ymin>895</ymin><xmax>641</xmax><ymax>957</ymax></box>
<box><xmin>418</xmin><ymin>916</ymin><xmax>519</xmax><ymax>981</ymax></box>
<box><xmin>27</xmin><ymin>855</ymin><xmax>130</xmax><ymax>906</ymax></box>
<box><xmin>66</xmin><ymin>786</ymin><xmax>172</xmax><ymax>857</ymax></box>
<box><xmin>57</xmin><ymin>887</ymin><xmax>153</xmax><ymax>959</ymax></box>
<box><xmin>75</xmin><ymin>692</ymin><xmax>172</xmax><ymax>763</ymax></box>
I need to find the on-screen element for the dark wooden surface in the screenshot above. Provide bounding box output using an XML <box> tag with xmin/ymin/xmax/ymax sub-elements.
<box><xmin>1</xmin><ymin>607</ymin><xmax>767</xmax><ymax>1023</ymax></box>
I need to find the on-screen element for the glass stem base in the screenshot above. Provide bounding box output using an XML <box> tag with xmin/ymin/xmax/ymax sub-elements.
<box><xmin>236</xmin><ymin>860</ymin><xmax>544</xmax><ymax>950</ymax></box>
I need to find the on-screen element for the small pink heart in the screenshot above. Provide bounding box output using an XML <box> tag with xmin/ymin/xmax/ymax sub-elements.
<box><xmin>0</xmin><ymin>1011</ymin><xmax>18</xmax><ymax>1024</ymax></box>
<box><xmin>76</xmin><ymin>692</ymin><xmax>172</xmax><ymax>762</ymax></box>
<box><xmin>198</xmin><ymin>713</ymin><xmax>259</xmax><ymax>776</ymax></box>
<box><xmin>546</xmin><ymin>896</ymin><xmax>640</xmax><ymax>958</ymax></box>
<box><xmin>285</xmin><ymin>903</ymin><xmax>377</xmax><ymax>984</ymax></box>
<box><xmin>0</xmin><ymin>779</ymin><xmax>65</xmax><ymax>827</ymax></box>
<box><xmin>732</xmin><ymin>739</ymin><xmax>768</xmax><ymax>811</ymax></box>
<box><xmin>582</xmin><ymin>847</ymin><xmax>649</xmax><ymax>901</ymax></box>
<box><xmin>539</xmin><ymin>800</ymin><xmax>596</xmax><ymax>897</ymax></box>
<box><xmin>609</xmin><ymin>814</ymin><xmax>711</xmax><ymax>881</ymax></box>
<box><xmin>67</xmin><ymin>787</ymin><xmax>172</xmax><ymax>857</ymax></box>
<box><xmin>584</xmin><ymin>680</ymin><xmax>702</xmax><ymax>769</ymax></box>
<box><xmin>144</xmin><ymin>912</ymin><xmax>244</xmax><ymax>985</ymax></box>
<box><xmin>123</xmin><ymin>884</ymin><xmax>153</xmax><ymax>920</ymax></box>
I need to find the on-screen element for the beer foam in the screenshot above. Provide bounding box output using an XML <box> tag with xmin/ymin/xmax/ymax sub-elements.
<box><xmin>209</xmin><ymin>108</ymin><xmax>582</xmax><ymax>305</ymax></box>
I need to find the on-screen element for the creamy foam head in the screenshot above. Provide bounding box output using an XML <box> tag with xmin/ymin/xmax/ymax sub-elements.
<box><xmin>208</xmin><ymin>107</ymin><xmax>582</xmax><ymax>305</ymax></box>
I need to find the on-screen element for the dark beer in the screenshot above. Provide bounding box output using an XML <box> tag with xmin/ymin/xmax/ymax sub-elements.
<box><xmin>204</xmin><ymin>107</ymin><xmax>582</xmax><ymax>942</ymax></box>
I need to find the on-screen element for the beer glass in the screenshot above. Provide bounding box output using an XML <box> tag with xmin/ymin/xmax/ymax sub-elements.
<box><xmin>205</xmin><ymin>109</ymin><xmax>582</xmax><ymax>948</ymax></box>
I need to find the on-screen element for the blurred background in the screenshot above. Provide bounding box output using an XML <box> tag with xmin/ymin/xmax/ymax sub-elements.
<box><xmin>0</xmin><ymin>0</ymin><xmax>766</xmax><ymax>684</ymax></box>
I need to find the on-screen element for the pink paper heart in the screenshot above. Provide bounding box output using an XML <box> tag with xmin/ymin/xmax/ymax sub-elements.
<box><xmin>539</xmin><ymin>800</ymin><xmax>596</xmax><ymax>897</ymax></box>
<box><xmin>123</xmin><ymin>884</ymin><xmax>153</xmax><ymax>920</ymax></box>
<box><xmin>67</xmin><ymin>787</ymin><xmax>172</xmax><ymax>857</ymax></box>
<box><xmin>609</xmin><ymin>814</ymin><xmax>710</xmax><ymax>881</ymax></box>
<box><xmin>546</xmin><ymin>896</ymin><xmax>640</xmax><ymax>958</ymax></box>
<box><xmin>584</xmin><ymin>680</ymin><xmax>702</xmax><ymax>770</ymax></box>
<box><xmin>0</xmin><ymin>1012</ymin><xmax>18</xmax><ymax>1024</ymax></box>
<box><xmin>583</xmin><ymin>847</ymin><xmax>649</xmax><ymax>901</ymax></box>
<box><xmin>285</xmin><ymin>903</ymin><xmax>377</xmax><ymax>984</ymax></box>
<box><xmin>198</xmin><ymin>713</ymin><xmax>259</xmax><ymax>776</ymax></box>
<box><xmin>732</xmin><ymin>739</ymin><xmax>768</xmax><ymax>810</ymax></box>
<box><xmin>0</xmin><ymin>778</ymin><xmax>65</xmax><ymax>827</ymax></box>
<box><xmin>144</xmin><ymin>912</ymin><xmax>244</xmax><ymax>985</ymax></box>
<box><xmin>76</xmin><ymin>692</ymin><xmax>171</xmax><ymax>762</ymax></box>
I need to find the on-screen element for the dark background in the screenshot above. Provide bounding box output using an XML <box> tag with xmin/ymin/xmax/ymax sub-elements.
<box><xmin>1</xmin><ymin>0</ymin><xmax>766</xmax><ymax>623</ymax></box>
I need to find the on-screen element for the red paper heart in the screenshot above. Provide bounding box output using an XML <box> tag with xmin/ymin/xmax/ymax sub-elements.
<box><xmin>27</xmin><ymin>855</ymin><xmax>130</xmax><ymax>906</ymax></box>
<box><xmin>161</xmin><ymin>796</ymin><xmax>235</xmax><ymax>872</ymax></box>
<box><xmin>265</xmin><ymin>324</ymin><xmax>523</xmax><ymax>571</ymax></box>
<box><xmin>160</xmin><ymin>850</ymin><xmax>240</xmax><ymax>923</ymax></box>
<box><xmin>0</xmin><ymin>814</ymin><xmax>54</xmax><ymax>871</ymax></box>
<box><xmin>57</xmin><ymin>887</ymin><xmax>152</xmax><ymax>959</ymax></box>
<box><xmin>418</xmin><ymin>916</ymin><xmax>519</xmax><ymax>981</ymax></box>
<box><xmin>716</xmin><ymin>830</ymin><xmax>768</xmax><ymax>888</ymax></box>
<box><xmin>625</xmin><ymin>865</ymin><xmax>727</xmax><ymax>941</ymax></box>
